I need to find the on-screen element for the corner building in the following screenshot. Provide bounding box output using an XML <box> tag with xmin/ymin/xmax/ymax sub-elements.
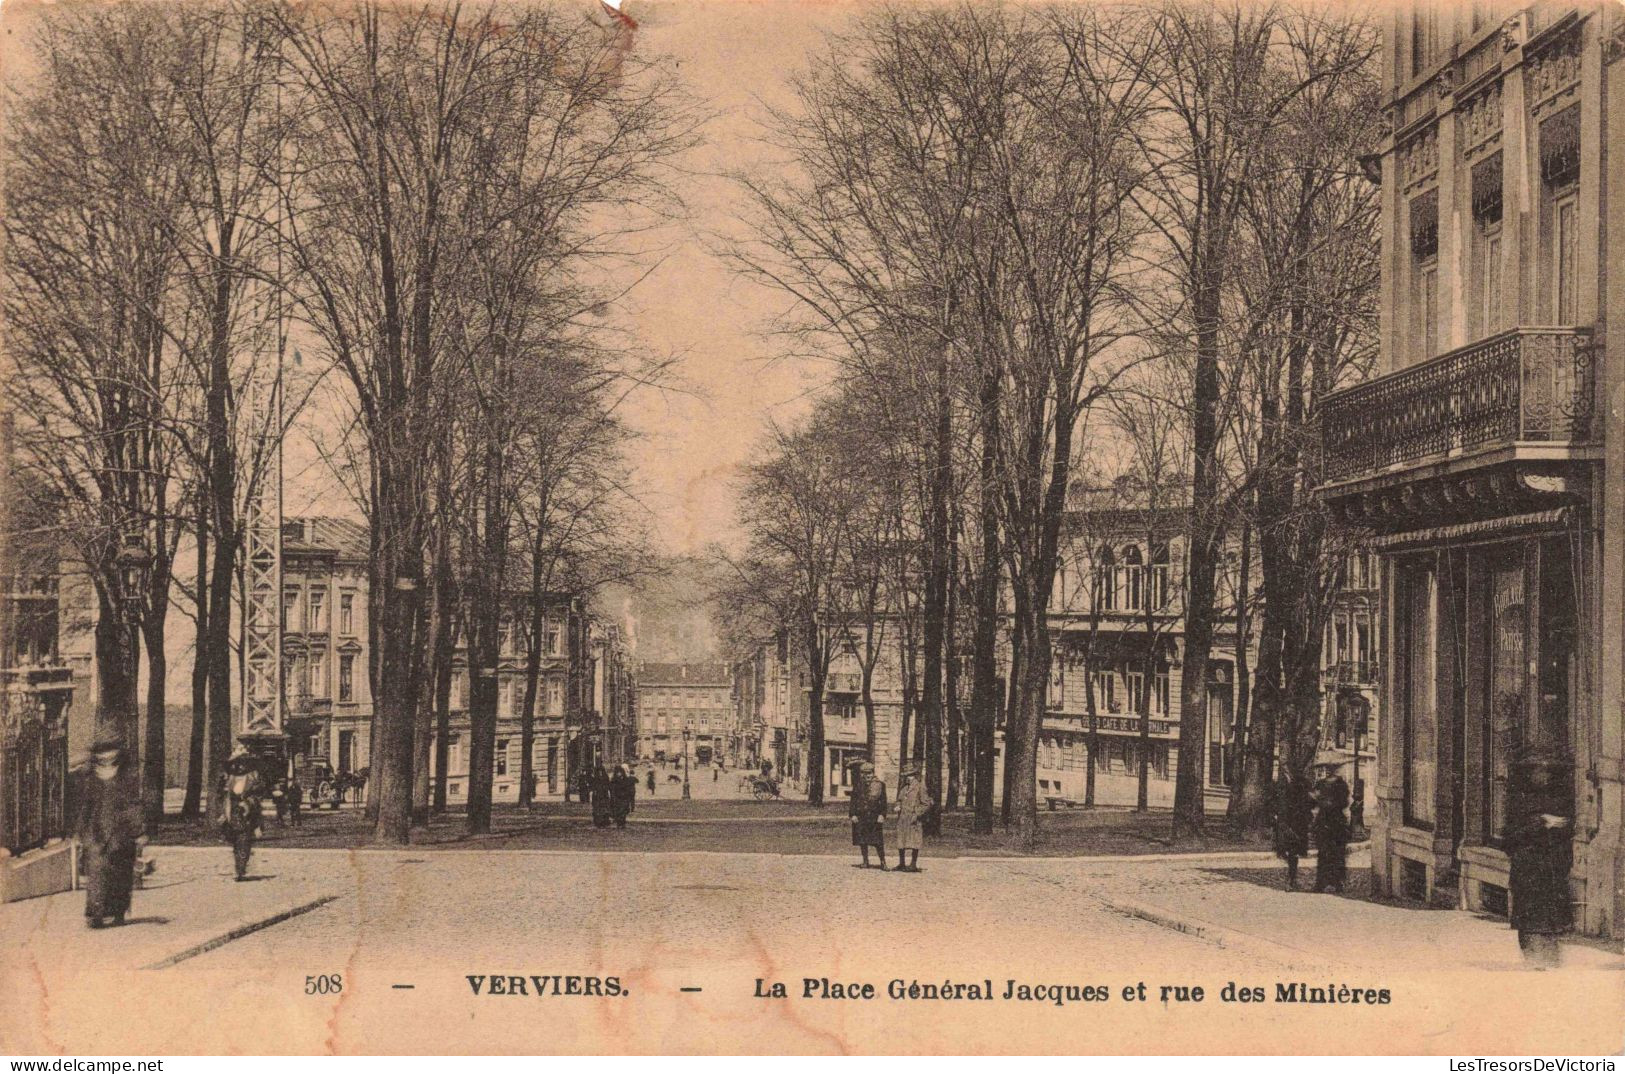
<box><xmin>1319</xmin><ymin>2</ymin><xmax>1624</xmax><ymax>937</ymax></box>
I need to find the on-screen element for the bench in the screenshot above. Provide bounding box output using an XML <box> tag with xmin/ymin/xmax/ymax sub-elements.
<box><xmin>1044</xmin><ymin>795</ymin><xmax>1083</xmax><ymax>811</ymax></box>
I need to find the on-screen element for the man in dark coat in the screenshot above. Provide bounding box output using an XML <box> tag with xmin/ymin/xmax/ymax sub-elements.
<box><xmin>589</xmin><ymin>765</ymin><xmax>613</xmax><ymax>828</ymax></box>
<box><xmin>1269</xmin><ymin>773</ymin><xmax>1314</xmax><ymax>890</ymax></box>
<box><xmin>645</xmin><ymin>765</ymin><xmax>656</xmax><ymax>796</ymax></box>
<box><xmin>1310</xmin><ymin>756</ymin><xmax>1352</xmax><ymax>894</ymax></box>
<box><xmin>1506</xmin><ymin>754</ymin><xmax>1573</xmax><ymax>968</ymax></box>
<box><xmin>848</xmin><ymin>761</ymin><xmax>887</xmax><ymax>869</ymax></box>
<box><xmin>73</xmin><ymin>737</ymin><xmax>144</xmax><ymax>928</ymax></box>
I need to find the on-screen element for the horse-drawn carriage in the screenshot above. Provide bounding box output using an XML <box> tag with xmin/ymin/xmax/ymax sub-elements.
<box><xmin>301</xmin><ymin>762</ymin><xmax>368</xmax><ymax>809</ymax></box>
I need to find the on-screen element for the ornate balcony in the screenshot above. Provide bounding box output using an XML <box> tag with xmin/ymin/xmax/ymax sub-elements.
<box><xmin>1320</xmin><ymin>326</ymin><xmax>1599</xmax><ymax>494</ymax></box>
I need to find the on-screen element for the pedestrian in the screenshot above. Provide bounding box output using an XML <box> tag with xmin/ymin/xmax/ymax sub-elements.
<box><xmin>848</xmin><ymin>760</ymin><xmax>887</xmax><ymax>870</ymax></box>
<box><xmin>609</xmin><ymin>765</ymin><xmax>637</xmax><ymax>829</ymax></box>
<box><xmin>645</xmin><ymin>765</ymin><xmax>656</xmax><ymax>796</ymax></box>
<box><xmin>270</xmin><ymin>777</ymin><xmax>289</xmax><ymax>826</ymax></box>
<box><xmin>1269</xmin><ymin>772</ymin><xmax>1314</xmax><ymax>890</ymax></box>
<box><xmin>72</xmin><ymin>737</ymin><xmax>144</xmax><ymax>929</ymax></box>
<box><xmin>713</xmin><ymin>762</ymin><xmax>720</xmax><ymax>783</ymax></box>
<box><xmin>590</xmin><ymin>764</ymin><xmax>613</xmax><ymax>828</ymax></box>
<box><xmin>1310</xmin><ymin>753</ymin><xmax>1352</xmax><ymax>894</ymax></box>
<box><xmin>287</xmin><ymin>775</ymin><xmax>303</xmax><ymax>829</ymax></box>
<box><xmin>892</xmin><ymin>760</ymin><xmax>930</xmax><ymax>872</ymax></box>
<box><xmin>218</xmin><ymin>747</ymin><xmax>266</xmax><ymax>881</ymax></box>
<box><xmin>1506</xmin><ymin>752</ymin><xmax>1573</xmax><ymax>969</ymax></box>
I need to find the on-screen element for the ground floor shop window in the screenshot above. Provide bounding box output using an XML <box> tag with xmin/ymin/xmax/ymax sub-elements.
<box><xmin>1399</xmin><ymin>560</ymin><xmax>1437</xmax><ymax>829</ymax></box>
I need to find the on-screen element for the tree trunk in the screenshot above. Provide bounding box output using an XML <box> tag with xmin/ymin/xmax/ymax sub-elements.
<box><xmin>804</xmin><ymin>617</ymin><xmax>826</xmax><ymax>807</ymax></box>
<box><xmin>93</xmin><ymin>582</ymin><xmax>140</xmax><ymax>750</ymax></box>
<box><xmin>183</xmin><ymin>502</ymin><xmax>208</xmax><ymax>819</ymax></box>
<box><xmin>1172</xmin><ymin>261</ymin><xmax>1225</xmax><ymax>839</ymax></box>
<box><xmin>204</xmin><ymin>522</ymin><xmax>236</xmax><ymax>818</ymax></box>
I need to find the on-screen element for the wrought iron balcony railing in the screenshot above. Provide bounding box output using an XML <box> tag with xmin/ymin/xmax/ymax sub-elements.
<box><xmin>1320</xmin><ymin>326</ymin><xmax>1597</xmax><ymax>485</ymax></box>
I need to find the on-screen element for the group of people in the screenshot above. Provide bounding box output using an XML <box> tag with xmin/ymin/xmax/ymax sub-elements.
<box><xmin>586</xmin><ymin>764</ymin><xmax>639</xmax><ymax>829</ymax></box>
<box><xmin>847</xmin><ymin>759</ymin><xmax>933</xmax><ymax>872</ymax></box>
<box><xmin>1270</xmin><ymin>752</ymin><xmax>1355</xmax><ymax>893</ymax></box>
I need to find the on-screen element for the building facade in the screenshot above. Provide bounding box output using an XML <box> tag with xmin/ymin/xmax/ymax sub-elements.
<box><xmin>636</xmin><ymin>662</ymin><xmax>736</xmax><ymax>766</ymax></box>
<box><xmin>1319</xmin><ymin>2</ymin><xmax>1623</xmax><ymax>936</ymax></box>
<box><xmin>1033</xmin><ymin>496</ymin><xmax>1260</xmax><ymax>805</ymax></box>
<box><xmin>279</xmin><ymin>518</ymin><xmax>373</xmax><ymax>776</ymax></box>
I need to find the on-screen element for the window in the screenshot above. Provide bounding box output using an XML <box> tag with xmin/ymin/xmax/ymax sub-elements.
<box><xmin>1400</xmin><ymin>562</ymin><xmax>1438</xmax><ymax>828</ymax></box>
<box><xmin>1124</xmin><ymin>671</ymin><xmax>1147</xmax><ymax>715</ymax></box>
<box><xmin>1122</xmin><ymin>546</ymin><xmax>1145</xmax><ymax>611</ymax></box>
<box><xmin>1410</xmin><ymin>3</ymin><xmax>1440</xmax><ymax>77</ymax></box>
<box><xmin>308</xmin><ymin>589</ymin><xmax>326</xmax><ymax>632</ymax></box>
<box><xmin>545</xmin><ymin>623</ymin><xmax>562</xmax><ymax>656</ymax></box>
<box><xmin>1048</xmin><ymin>657</ymin><xmax>1065</xmax><ymax>709</ymax></box>
<box><xmin>1485</xmin><ymin>553</ymin><xmax>1526</xmax><ymax>841</ymax></box>
<box><xmin>499</xmin><ymin>619</ymin><xmax>514</xmax><ymax>657</ymax></box>
<box><xmin>1411</xmin><ymin>190</ymin><xmax>1440</xmax><ymax>360</ymax></box>
<box><xmin>1539</xmin><ymin>107</ymin><xmax>1581</xmax><ymax>324</ymax></box>
<box><xmin>309</xmin><ymin>650</ymin><xmax>327</xmax><ymax>697</ymax></box>
<box><xmin>339</xmin><ymin>592</ymin><xmax>355</xmax><ymax>635</ymax></box>
<box><xmin>546</xmin><ymin>678</ymin><xmax>564</xmax><ymax>716</ymax></box>
<box><xmin>1094</xmin><ymin>546</ymin><xmax>1117</xmax><ymax>612</ymax></box>
<box><xmin>1471</xmin><ymin>153</ymin><xmax>1504</xmax><ymax>340</ymax></box>
<box><xmin>1150</xmin><ymin>544</ymin><xmax>1172</xmax><ymax>610</ymax></box>
<box><xmin>1091</xmin><ymin>672</ymin><xmax>1117</xmax><ymax>713</ymax></box>
<box><xmin>496</xmin><ymin>739</ymin><xmax>509</xmax><ymax>777</ymax></box>
<box><xmin>448</xmin><ymin>734</ymin><xmax>463</xmax><ymax>775</ymax></box>
<box><xmin>499</xmin><ymin>678</ymin><xmax>514</xmax><ymax>718</ymax></box>
<box><xmin>339</xmin><ymin>654</ymin><xmax>354</xmax><ymax>702</ymax></box>
<box><xmin>1154</xmin><ymin>671</ymin><xmax>1171</xmax><ymax>716</ymax></box>
<box><xmin>452</xmin><ymin>671</ymin><xmax>466</xmax><ymax>710</ymax></box>
<box><xmin>282</xmin><ymin>588</ymin><xmax>300</xmax><ymax>632</ymax></box>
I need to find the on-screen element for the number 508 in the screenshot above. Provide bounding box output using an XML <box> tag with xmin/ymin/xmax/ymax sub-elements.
<box><xmin>305</xmin><ymin>974</ymin><xmax>343</xmax><ymax>995</ymax></box>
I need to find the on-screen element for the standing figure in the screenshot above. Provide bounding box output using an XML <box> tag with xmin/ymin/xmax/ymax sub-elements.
<box><xmin>270</xmin><ymin>777</ymin><xmax>289</xmax><ymax>826</ymax></box>
<box><xmin>1269</xmin><ymin>773</ymin><xmax>1314</xmax><ymax>890</ymax></box>
<box><xmin>892</xmin><ymin>761</ymin><xmax>931</xmax><ymax>872</ymax></box>
<box><xmin>645</xmin><ymin>765</ymin><xmax>656</xmax><ymax>796</ymax></box>
<box><xmin>590</xmin><ymin>765</ymin><xmax>613</xmax><ymax>828</ymax></box>
<box><xmin>218</xmin><ymin>748</ymin><xmax>266</xmax><ymax>881</ymax></box>
<box><xmin>609</xmin><ymin>765</ymin><xmax>636</xmax><ymax>829</ymax></box>
<box><xmin>1506</xmin><ymin>753</ymin><xmax>1573</xmax><ymax>969</ymax></box>
<box><xmin>73</xmin><ymin>737</ymin><xmax>144</xmax><ymax>929</ymax></box>
<box><xmin>1310</xmin><ymin>754</ymin><xmax>1352</xmax><ymax>894</ymax></box>
<box><xmin>286</xmin><ymin>776</ymin><xmax>304</xmax><ymax>829</ymax></box>
<box><xmin>848</xmin><ymin>761</ymin><xmax>887</xmax><ymax>869</ymax></box>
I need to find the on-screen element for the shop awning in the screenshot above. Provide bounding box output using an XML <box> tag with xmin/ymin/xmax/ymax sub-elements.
<box><xmin>1366</xmin><ymin>507</ymin><xmax>1571</xmax><ymax>551</ymax></box>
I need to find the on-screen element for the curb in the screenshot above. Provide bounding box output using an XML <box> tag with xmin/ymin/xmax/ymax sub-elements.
<box><xmin>142</xmin><ymin>894</ymin><xmax>342</xmax><ymax>970</ymax></box>
<box><xmin>1101</xmin><ymin>896</ymin><xmax>1336</xmax><ymax>970</ymax></box>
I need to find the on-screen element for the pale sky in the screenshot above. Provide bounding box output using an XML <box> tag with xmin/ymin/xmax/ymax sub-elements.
<box><xmin>607</xmin><ymin>0</ymin><xmax>855</xmax><ymax>555</ymax></box>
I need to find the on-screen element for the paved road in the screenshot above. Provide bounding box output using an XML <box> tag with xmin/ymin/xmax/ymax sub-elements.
<box><xmin>8</xmin><ymin>847</ymin><xmax>1621</xmax><ymax>1054</ymax></box>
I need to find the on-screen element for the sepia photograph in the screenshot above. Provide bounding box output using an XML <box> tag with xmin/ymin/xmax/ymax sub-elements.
<box><xmin>0</xmin><ymin>0</ymin><xmax>1622</xmax><ymax>1057</ymax></box>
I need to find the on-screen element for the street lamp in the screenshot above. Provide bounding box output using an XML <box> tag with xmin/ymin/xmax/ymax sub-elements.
<box><xmin>682</xmin><ymin>723</ymin><xmax>692</xmax><ymax>800</ymax></box>
<box><xmin>115</xmin><ymin>531</ymin><xmax>152</xmax><ymax>612</ymax></box>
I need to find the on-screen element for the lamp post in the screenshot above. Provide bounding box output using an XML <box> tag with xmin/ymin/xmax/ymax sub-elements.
<box><xmin>114</xmin><ymin>530</ymin><xmax>151</xmax><ymax>746</ymax></box>
<box><xmin>682</xmin><ymin>724</ymin><xmax>692</xmax><ymax>800</ymax></box>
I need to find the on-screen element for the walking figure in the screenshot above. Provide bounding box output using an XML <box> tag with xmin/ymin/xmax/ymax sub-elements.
<box><xmin>590</xmin><ymin>765</ymin><xmax>613</xmax><ymax>828</ymax></box>
<box><xmin>1310</xmin><ymin>753</ymin><xmax>1352</xmax><ymax>894</ymax></box>
<box><xmin>73</xmin><ymin>737</ymin><xmax>144</xmax><ymax>929</ymax></box>
<box><xmin>848</xmin><ymin>761</ymin><xmax>887</xmax><ymax>870</ymax></box>
<box><xmin>218</xmin><ymin>748</ymin><xmax>266</xmax><ymax>881</ymax></box>
<box><xmin>645</xmin><ymin>766</ymin><xmax>656</xmax><ymax>796</ymax></box>
<box><xmin>1269</xmin><ymin>772</ymin><xmax>1314</xmax><ymax>890</ymax></box>
<box><xmin>1506</xmin><ymin>752</ymin><xmax>1573</xmax><ymax>968</ymax></box>
<box><xmin>892</xmin><ymin>760</ymin><xmax>930</xmax><ymax>872</ymax></box>
<box><xmin>610</xmin><ymin>765</ymin><xmax>637</xmax><ymax>829</ymax></box>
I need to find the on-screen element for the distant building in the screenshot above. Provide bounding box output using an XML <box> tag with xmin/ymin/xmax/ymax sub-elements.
<box><xmin>279</xmin><ymin>517</ymin><xmax>373</xmax><ymax>776</ymax></box>
<box><xmin>636</xmin><ymin>662</ymin><xmax>735</xmax><ymax>766</ymax></box>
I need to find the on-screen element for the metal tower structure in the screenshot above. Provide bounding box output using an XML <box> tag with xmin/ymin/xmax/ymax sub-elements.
<box><xmin>240</xmin><ymin>350</ymin><xmax>285</xmax><ymax>748</ymax></box>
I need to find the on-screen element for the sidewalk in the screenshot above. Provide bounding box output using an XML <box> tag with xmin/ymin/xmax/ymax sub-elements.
<box><xmin>1103</xmin><ymin>852</ymin><xmax>1625</xmax><ymax>974</ymax></box>
<box><xmin>0</xmin><ymin>846</ymin><xmax>341</xmax><ymax>973</ymax></box>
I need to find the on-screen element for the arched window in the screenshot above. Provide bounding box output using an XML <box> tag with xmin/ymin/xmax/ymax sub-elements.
<box><xmin>1123</xmin><ymin>545</ymin><xmax>1145</xmax><ymax>611</ymax></box>
<box><xmin>1151</xmin><ymin>543</ymin><xmax>1172</xmax><ymax>610</ymax></box>
<box><xmin>1094</xmin><ymin>545</ymin><xmax>1117</xmax><ymax>611</ymax></box>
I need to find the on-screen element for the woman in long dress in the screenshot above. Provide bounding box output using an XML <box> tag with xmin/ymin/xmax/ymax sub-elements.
<box><xmin>892</xmin><ymin>761</ymin><xmax>930</xmax><ymax>872</ymax></box>
<box><xmin>1310</xmin><ymin>755</ymin><xmax>1352</xmax><ymax>894</ymax></box>
<box><xmin>74</xmin><ymin>737</ymin><xmax>144</xmax><ymax>928</ymax></box>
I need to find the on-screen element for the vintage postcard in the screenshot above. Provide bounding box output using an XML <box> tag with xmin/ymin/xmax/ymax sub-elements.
<box><xmin>2</xmin><ymin>0</ymin><xmax>1623</xmax><ymax>1056</ymax></box>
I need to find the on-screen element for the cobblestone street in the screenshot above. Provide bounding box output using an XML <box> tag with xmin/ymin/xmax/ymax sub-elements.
<box><xmin>5</xmin><ymin>843</ymin><xmax>1621</xmax><ymax>1054</ymax></box>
